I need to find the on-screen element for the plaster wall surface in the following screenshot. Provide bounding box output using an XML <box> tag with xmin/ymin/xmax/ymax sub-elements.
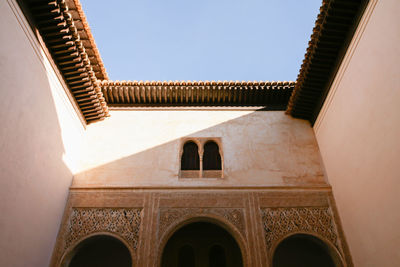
<box><xmin>73</xmin><ymin>110</ymin><xmax>325</xmax><ymax>188</ymax></box>
<box><xmin>314</xmin><ymin>0</ymin><xmax>400</xmax><ymax>266</ymax></box>
<box><xmin>0</xmin><ymin>1</ymin><xmax>85</xmax><ymax>266</ymax></box>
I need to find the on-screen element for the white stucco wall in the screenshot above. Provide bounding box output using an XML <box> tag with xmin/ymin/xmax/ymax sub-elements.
<box><xmin>0</xmin><ymin>1</ymin><xmax>85</xmax><ymax>266</ymax></box>
<box><xmin>314</xmin><ymin>0</ymin><xmax>400</xmax><ymax>266</ymax></box>
<box><xmin>73</xmin><ymin>110</ymin><xmax>325</xmax><ymax>188</ymax></box>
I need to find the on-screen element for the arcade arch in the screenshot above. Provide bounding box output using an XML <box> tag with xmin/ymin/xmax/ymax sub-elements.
<box><xmin>272</xmin><ymin>233</ymin><xmax>343</xmax><ymax>267</ymax></box>
<box><xmin>61</xmin><ymin>234</ymin><xmax>133</xmax><ymax>267</ymax></box>
<box><xmin>161</xmin><ymin>221</ymin><xmax>243</xmax><ymax>267</ymax></box>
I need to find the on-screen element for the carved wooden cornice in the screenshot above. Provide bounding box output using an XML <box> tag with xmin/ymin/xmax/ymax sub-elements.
<box><xmin>101</xmin><ymin>80</ymin><xmax>295</xmax><ymax>109</ymax></box>
<box><xmin>23</xmin><ymin>0</ymin><xmax>109</xmax><ymax>124</ymax></box>
<box><xmin>287</xmin><ymin>0</ymin><xmax>369</xmax><ymax>124</ymax></box>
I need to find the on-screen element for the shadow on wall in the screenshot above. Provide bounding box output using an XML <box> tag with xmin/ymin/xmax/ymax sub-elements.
<box><xmin>0</xmin><ymin>1</ymin><xmax>81</xmax><ymax>265</ymax></box>
<box><xmin>73</xmin><ymin>111</ymin><xmax>325</xmax><ymax>188</ymax></box>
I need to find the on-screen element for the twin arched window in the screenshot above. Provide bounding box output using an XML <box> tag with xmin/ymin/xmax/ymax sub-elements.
<box><xmin>180</xmin><ymin>139</ymin><xmax>222</xmax><ymax>177</ymax></box>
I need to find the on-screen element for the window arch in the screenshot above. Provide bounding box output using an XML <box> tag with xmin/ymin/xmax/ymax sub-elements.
<box><xmin>203</xmin><ymin>141</ymin><xmax>221</xmax><ymax>170</ymax></box>
<box><xmin>180</xmin><ymin>138</ymin><xmax>223</xmax><ymax>178</ymax></box>
<box><xmin>181</xmin><ymin>141</ymin><xmax>200</xmax><ymax>170</ymax></box>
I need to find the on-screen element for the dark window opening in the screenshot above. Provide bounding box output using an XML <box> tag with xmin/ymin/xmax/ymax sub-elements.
<box><xmin>181</xmin><ymin>141</ymin><xmax>200</xmax><ymax>170</ymax></box>
<box><xmin>209</xmin><ymin>244</ymin><xmax>226</xmax><ymax>267</ymax></box>
<box><xmin>178</xmin><ymin>244</ymin><xmax>195</xmax><ymax>267</ymax></box>
<box><xmin>203</xmin><ymin>141</ymin><xmax>221</xmax><ymax>170</ymax></box>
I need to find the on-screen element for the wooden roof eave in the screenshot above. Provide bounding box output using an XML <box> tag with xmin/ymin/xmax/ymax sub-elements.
<box><xmin>22</xmin><ymin>0</ymin><xmax>109</xmax><ymax>124</ymax></box>
<box><xmin>287</xmin><ymin>0</ymin><xmax>370</xmax><ymax>124</ymax></box>
<box><xmin>100</xmin><ymin>81</ymin><xmax>295</xmax><ymax>109</ymax></box>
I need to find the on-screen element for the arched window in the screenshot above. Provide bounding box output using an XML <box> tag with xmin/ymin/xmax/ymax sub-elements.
<box><xmin>181</xmin><ymin>141</ymin><xmax>200</xmax><ymax>170</ymax></box>
<box><xmin>178</xmin><ymin>244</ymin><xmax>195</xmax><ymax>267</ymax></box>
<box><xmin>209</xmin><ymin>244</ymin><xmax>226</xmax><ymax>267</ymax></box>
<box><xmin>203</xmin><ymin>141</ymin><xmax>221</xmax><ymax>170</ymax></box>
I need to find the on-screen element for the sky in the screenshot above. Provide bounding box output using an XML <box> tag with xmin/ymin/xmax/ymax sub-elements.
<box><xmin>80</xmin><ymin>0</ymin><xmax>321</xmax><ymax>82</ymax></box>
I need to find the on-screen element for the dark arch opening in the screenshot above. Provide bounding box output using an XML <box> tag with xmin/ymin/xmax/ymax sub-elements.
<box><xmin>67</xmin><ymin>235</ymin><xmax>132</xmax><ymax>267</ymax></box>
<box><xmin>273</xmin><ymin>234</ymin><xmax>337</xmax><ymax>267</ymax></box>
<box><xmin>161</xmin><ymin>222</ymin><xmax>242</xmax><ymax>267</ymax></box>
<box><xmin>209</xmin><ymin>244</ymin><xmax>226</xmax><ymax>267</ymax></box>
<box><xmin>181</xmin><ymin>141</ymin><xmax>200</xmax><ymax>170</ymax></box>
<box><xmin>178</xmin><ymin>244</ymin><xmax>195</xmax><ymax>267</ymax></box>
<box><xmin>203</xmin><ymin>141</ymin><xmax>221</xmax><ymax>170</ymax></box>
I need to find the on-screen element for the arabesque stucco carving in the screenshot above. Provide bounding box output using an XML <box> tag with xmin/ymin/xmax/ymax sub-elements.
<box><xmin>158</xmin><ymin>207</ymin><xmax>245</xmax><ymax>240</ymax></box>
<box><xmin>260</xmin><ymin>207</ymin><xmax>339</xmax><ymax>251</ymax></box>
<box><xmin>64</xmin><ymin>208</ymin><xmax>142</xmax><ymax>251</ymax></box>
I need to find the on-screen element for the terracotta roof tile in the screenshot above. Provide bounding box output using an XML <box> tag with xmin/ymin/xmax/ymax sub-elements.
<box><xmin>101</xmin><ymin>80</ymin><xmax>295</xmax><ymax>108</ymax></box>
<box><xmin>24</xmin><ymin>0</ymin><xmax>109</xmax><ymax>124</ymax></box>
<box><xmin>287</xmin><ymin>0</ymin><xmax>368</xmax><ymax>124</ymax></box>
<box><xmin>22</xmin><ymin>0</ymin><xmax>367</xmax><ymax>123</ymax></box>
<box><xmin>66</xmin><ymin>0</ymin><xmax>108</xmax><ymax>80</ymax></box>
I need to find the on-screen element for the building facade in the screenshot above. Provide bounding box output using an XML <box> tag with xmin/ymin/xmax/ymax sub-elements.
<box><xmin>1</xmin><ymin>0</ymin><xmax>399</xmax><ymax>266</ymax></box>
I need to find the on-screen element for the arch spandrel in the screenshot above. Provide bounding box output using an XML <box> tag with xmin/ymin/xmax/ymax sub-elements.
<box><xmin>260</xmin><ymin>206</ymin><xmax>346</xmax><ymax>267</ymax></box>
<box><xmin>59</xmin><ymin>208</ymin><xmax>143</xmax><ymax>267</ymax></box>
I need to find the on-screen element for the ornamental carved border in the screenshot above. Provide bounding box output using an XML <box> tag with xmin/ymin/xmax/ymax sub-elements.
<box><xmin>158</xmin><ymin>207</ymin><xmax>246</xmax><ymax>240</ymax></box>
<box><xmin>64</xmin><ymin>208</ymin><xmax>142</xmax><ymax>252</ymax></box>
<box><xmin>260</xmin><ymin>207</ymin><xmax>339</xmax><ymax>251</ymax></box>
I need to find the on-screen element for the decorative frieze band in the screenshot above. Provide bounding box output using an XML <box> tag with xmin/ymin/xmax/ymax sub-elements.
<box><xmin>64</xmin><ymin>208</ymin><xmax>142</xmax><ymax>252</ymax></box>
<box><xmin>260</xmin><ymin>207</ymin><xmax>339</xmax><ymax>251</ymax></box>
<box><xmin>158</xmin><ymin>207</ymin><xmax>246</xmax><ymax>240</ymax></box>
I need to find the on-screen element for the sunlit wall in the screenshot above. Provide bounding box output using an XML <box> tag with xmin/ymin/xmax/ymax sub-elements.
<box><xmin>0</xmin><ymin>1</ymin><xmax>85</xmax><ymax>266</ymax></box>
<box><xmin>314</xmin><ymin>0</ymin><xmax>400</xmax><ymax>265</ymax></box>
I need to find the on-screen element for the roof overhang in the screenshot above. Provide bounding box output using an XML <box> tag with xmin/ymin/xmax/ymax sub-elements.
<box><xmin>101</xmin><ymin>80</ymin><xmax>294</xmax><ymax>110</ymax></box>
<box><xmin>20</xmin><ymin>0</ymin><xmax>109</xmax><ymax>124</ymax></box>
<box><xmin>287</xmin><ymin>0</ymin><xmax>369</xmax><ymax>124</ymax></box>
<box><xmin>64</xmin><ymin>0</ymin><xmax>108</xmax><ymax>80</ymax></box>
<box><xmin>19</xmin><ymin>0</ymin><xmax>369</xmax><ymax>124</ymax></box>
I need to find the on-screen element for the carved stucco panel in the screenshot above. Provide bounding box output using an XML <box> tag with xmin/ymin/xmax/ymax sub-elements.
<box><xmin>260</xmin><ymin>207</ymin><xmax>339</xmax><ymax>251</ymax></box>
<box><xmin>158</xmin><ymin>207</ymin><xmax>246</xmax><ymax>240</ymax></box>
<box><xmin>64</xmin><ymin>208</ymin><xmax>142</xmax><ymax>252</ymax></box>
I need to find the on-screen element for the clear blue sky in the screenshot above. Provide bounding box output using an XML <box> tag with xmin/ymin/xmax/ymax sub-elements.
<box><xmin>80</xmin><ymin>0</ymin><xmax>321</xmax><ymax>81</ymax></box>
